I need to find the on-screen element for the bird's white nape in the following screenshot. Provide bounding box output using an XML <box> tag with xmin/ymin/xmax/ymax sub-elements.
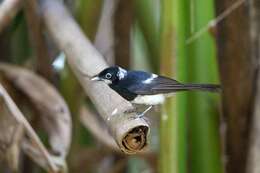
<box><xmin>117</xmin><ymin>67</ymin><xmax>127</xmax><ymax>80</ymax></box>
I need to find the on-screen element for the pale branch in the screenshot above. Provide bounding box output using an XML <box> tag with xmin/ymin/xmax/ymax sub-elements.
<box><xmin>80</xmin><ymin>105</ymin><xmax>119</xmax><ymax>151</ymax></box>
<box><xmin>38</xmin><ymin>0</ymin><xmax>150</xmax><ymax>154</ymax></box>
<box><xmin>0</xmin><ymin>0</ymin><xmax>22</xmax><ymax>33</ymax></box>
<box><xmin>79</xmin><ymin>106</ymin><xmax>155</xmax><ymax>154</ymax></box>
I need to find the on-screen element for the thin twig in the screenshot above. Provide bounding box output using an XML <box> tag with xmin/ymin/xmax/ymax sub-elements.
<box><xmin>186</xmin><ymin>0</ymin><xmax>246</xmax><ymax>44</ymax></box>
<box><xmin>0</xmin><ymin>0</ymin><xmax>22</xmax><ymax>33</ymax></box>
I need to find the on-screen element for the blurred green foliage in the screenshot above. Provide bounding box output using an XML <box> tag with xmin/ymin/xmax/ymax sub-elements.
<box><xmin>187</xmin><ymin>0</ymin><xmax>222</xmax><ymax>172</ymax></box>
<box><xmin>10</xmin><ymin>12</ymin><xmax>31</xmax><ymax>64</ymax></box>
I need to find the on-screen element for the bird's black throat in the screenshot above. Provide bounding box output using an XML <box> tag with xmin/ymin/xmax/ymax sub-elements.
<box><xmin>109</xmin><ymin>84</ymin><xmax>137</xmax><ymax>101</ymax></box>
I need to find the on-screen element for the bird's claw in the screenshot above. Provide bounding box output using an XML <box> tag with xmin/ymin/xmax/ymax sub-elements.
<box><xmin>135</xmin><ymin>106</ymin><xmax>153</xmax><ymax>119</ymax></box>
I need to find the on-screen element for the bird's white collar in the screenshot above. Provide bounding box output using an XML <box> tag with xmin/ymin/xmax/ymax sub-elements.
<box><xmin>117</xmin><ymin>67</ymin><xmax>127</xmax><ymax>80</ymax></box>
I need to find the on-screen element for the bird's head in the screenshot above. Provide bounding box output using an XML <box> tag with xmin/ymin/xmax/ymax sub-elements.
<box><xmin>91</xmin><ymin>66</ymin><xmax>127</xmax><ymax>84</ymax></box>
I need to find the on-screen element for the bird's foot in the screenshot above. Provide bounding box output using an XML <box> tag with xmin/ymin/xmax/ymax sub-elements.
<box><xmin>136</xmin><ymin>106</ymin><xmax>153</xmax><ymax>118</ymax></box>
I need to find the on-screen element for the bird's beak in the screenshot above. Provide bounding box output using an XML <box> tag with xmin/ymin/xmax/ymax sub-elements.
<box><xmin>91</xmin><ymin>76</ymin><xmax>101</xmax><ymax>81</ymax></box>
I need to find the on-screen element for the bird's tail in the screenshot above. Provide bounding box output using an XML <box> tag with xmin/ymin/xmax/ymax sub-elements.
<box><xmin>177</xmin><ymin>84</ymin><xmax>221</xmax><ymax>92</ymax></box>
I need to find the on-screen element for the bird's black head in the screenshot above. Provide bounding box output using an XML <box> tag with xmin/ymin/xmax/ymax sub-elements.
<box><xmin>91</xmin><ymin>66</ymin><xmax>127</xmax><ymax>84</ymax></box>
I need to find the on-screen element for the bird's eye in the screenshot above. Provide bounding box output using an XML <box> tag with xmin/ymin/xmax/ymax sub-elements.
<box><xmin>105</xmin><ymin>73</ymin><xmax>112</xmax><ymax>79</ymax></box>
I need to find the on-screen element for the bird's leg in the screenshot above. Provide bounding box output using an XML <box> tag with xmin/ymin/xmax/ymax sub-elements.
<box><xmin>137</xmin><ymin>106</ymin><xmax>153</xmax><ymax>118</ymax></box>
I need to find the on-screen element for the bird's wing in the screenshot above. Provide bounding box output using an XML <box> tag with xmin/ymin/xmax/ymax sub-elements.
<box><xmin>126</xmin><ymin>75</ymin><xmax>220</xmax><ymax>95</ymax></box>
<box><xmin>126</xmin><ymin>76</ymin><xmax>185</xmax><ymax>95</ymax></box>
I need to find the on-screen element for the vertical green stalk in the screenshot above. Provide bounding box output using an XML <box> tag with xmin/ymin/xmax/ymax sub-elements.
<box><xmin>188</xmin><ymin>0</ymin><xmax>223</xmax><ymax>173</ymax></box>
<box><xmin>159</xmin><ymin>0</ymin><xmax>190</xmax><ymax>172</ymax></box>
<box><xmin>176</xmin><ymin>1</ymin><xmax>190</xmax><ymax>173</ymax></box>
<box><xmin>159</xmin><ymin>99</ymin><xmax>177</xmax><ymax>173</ymax></box>
<box><xmin>159</xmin><ymin>0</ymin><xmax>177</xmax><ymax>172</ymax></box>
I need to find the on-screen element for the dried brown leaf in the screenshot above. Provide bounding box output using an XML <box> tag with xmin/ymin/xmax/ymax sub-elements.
<box><xmin>0</xmin><ymin>83</ymin><xmax>59</xmax><ymax>172</ymax></box>
<box><xmin>0</xmin><ymin>63</ymin><xmax>72</xmax><ymax>159</ymax></box>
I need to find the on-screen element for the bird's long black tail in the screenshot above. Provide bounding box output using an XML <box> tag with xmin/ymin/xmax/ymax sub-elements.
<box><xmin>176</xmin><ymin>83</ymin><xmax>221</xmax><ymax>92</ymax></box>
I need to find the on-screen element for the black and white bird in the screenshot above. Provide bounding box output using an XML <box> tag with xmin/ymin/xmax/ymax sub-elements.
<box><xmin>91</xmin><ymin>66</ymin><xmax>220</xmax><ymax>107</ymax></box>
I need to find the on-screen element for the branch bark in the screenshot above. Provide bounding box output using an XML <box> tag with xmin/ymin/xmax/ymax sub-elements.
<box><xmin>38</xmin><ymin>0</ymin><xmax>149</xmax><ymax>154</ymax></box>
<box><xmin>0</xmin><ymin>0</ymin><xmax>22</xmax><ymax>33</ymax></box>
<box><xmin>246</xmin><ymin>0</ymin><xmax>260</xmax><ymax>173</ymax></box>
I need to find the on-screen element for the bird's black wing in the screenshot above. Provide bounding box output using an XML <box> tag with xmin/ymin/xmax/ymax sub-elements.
<box><xmin>124</xmin><ymin>75</ymin><xmax>184</xmax><ymax>95</ymax></box>
<box><xmin>126</xmin><ymin>75</ymin><xmax>220</xmax><ymax>95</ymax></box>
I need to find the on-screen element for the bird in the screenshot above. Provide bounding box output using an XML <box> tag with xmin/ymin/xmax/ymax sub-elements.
<box><xmin>91</xmin><ymin>66</ymin><xmax>220</xmax><ymax>116</ymax></box>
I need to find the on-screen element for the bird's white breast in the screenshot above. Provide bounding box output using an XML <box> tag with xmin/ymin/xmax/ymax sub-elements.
<box><xmin>132</xmin><ymin>94</ymin><xmax>165</xmax><ymax>105</ymax></box>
